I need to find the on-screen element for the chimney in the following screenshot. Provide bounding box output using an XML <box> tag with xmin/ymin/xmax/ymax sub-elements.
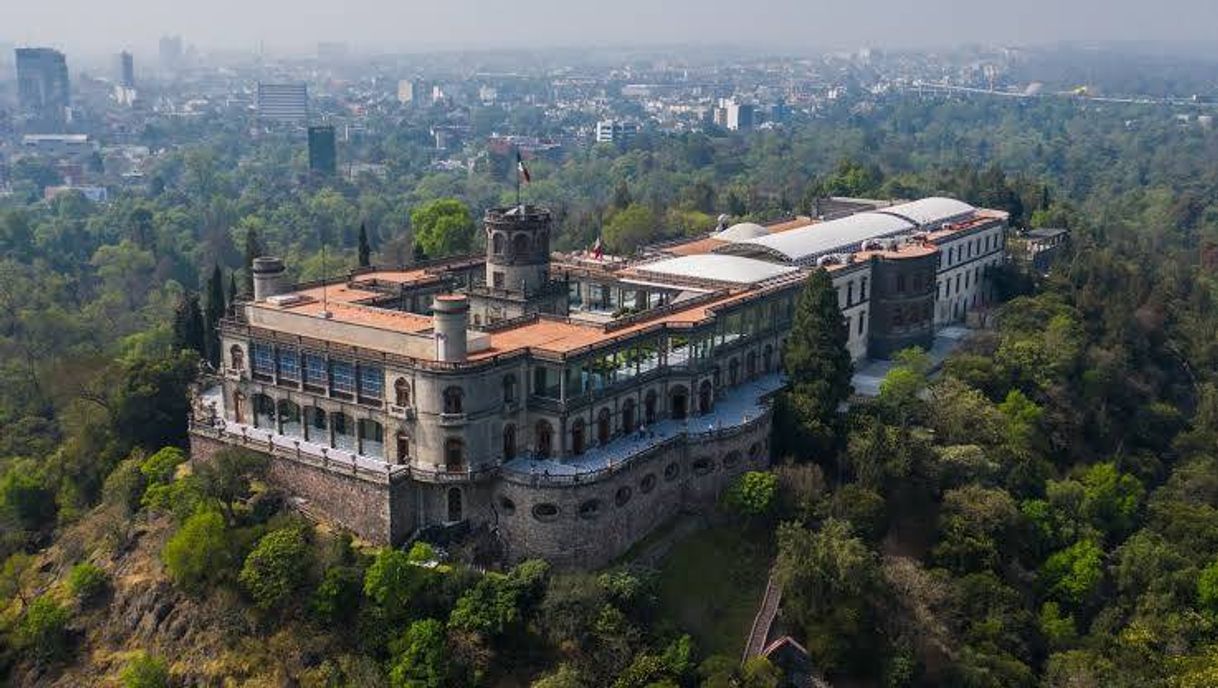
<box><xmin>431</xmin><ymin>294</ymin><xmax>469</xmax><ymax>362</ymax></box>
<box><xmin>252</xmin><ymin>257</ymin><xmax>289</xmax><ymax>301</ymax></box>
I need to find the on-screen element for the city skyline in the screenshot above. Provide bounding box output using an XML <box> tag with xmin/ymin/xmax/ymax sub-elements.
<box><xmin>3</xmin><ymin>0</ymin><xmax>1218</xmax><ymax>58</ymax></box>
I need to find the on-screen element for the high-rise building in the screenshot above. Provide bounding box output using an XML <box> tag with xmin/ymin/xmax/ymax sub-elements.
<box><xmin>308</xmin><ymin>125</ymin><xmax>337</xmax><ymax>176</ymax></box>
<box><xmin>158</xmin><ymin>35</ymin><xmax>182</xmax><ymax>71</ymax></box>
<box><xmin>724</xmin><ymin>101</ymin><xmax>755</xmax><ymax>131</ymax></box>
<box><xmin>595</xmin><ymin>119</ymin><xmax>639</xmax><ymax>144</ymax></box>
<box><xmin>15</xmin><ymin>48</ymin><xmax>70</xmax><ymax>131</ymax></box>
<box><xmin>118</xmin><ymin>51</ymin><xmax>135</xmax><ymax>88</ymax></box>
<box><xmin>397</xmin><ymin>79</ymin><xmax>417</xmax><ymax>105</ymax></box>
<box><xmin>256</xmin><ymin>82</ymin><xmax>309</xmax><ymax>125</ymax></box>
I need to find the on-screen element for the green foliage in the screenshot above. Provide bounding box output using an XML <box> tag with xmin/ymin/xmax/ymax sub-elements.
<box><xmin>239</xmin><ymin>526</ymin><xmax>310</xmax><ymax>611</ymax></box>
<box><xmin>782</xmin><ymin>269</ymin><xmax>853</xmax><ymax>459</ymax></box>
<box><xmin>411</xmin><ymin>198</ymin><xmax>475</xmax><ymax>258</ymax></box>
<box><xmin>1038</xmin><ymin>601</ymin><xmax>1077</xmax><ymax>650</ymax></box>
<box><xmin>934</xmin><ymin>485</ymin><xmax>1019</xmax><ymax>574</ymax></box>
<box><xmin>1197</xmin><ymin>559</ymin><xmax>1218</xmax><ymax>611</ymax></box>
<box><xmin>723</xmin><ymin>471</ymin><xmax>778</xmax><ymax>518</ymax></box>
<box><xmin>194</xmin><ymin>448</ymin><xmax>269</xmax><ymax>523</ymax></box>
<box><xmin>102</xmin><ymin>454</ymin><xmax>147</xmax><ymax>515</ymax></box>
<box><xmin>603</xmin><ymin>203</ymin><xmax>658</xmax><ymax>254</ymax></box>
<box><xmin>0</xmin><ymin>466</ymin><xmax>57</xmax><ymax>531</ymax></box>
<box><xmin>17</xmin><ymin>594</ymin><xmax>72</xmax><ymax>663</ymax></box>
<box><xmin>162</xmin><ymin>509</ymin><xmax>232</xmax><ymax>591</ymax></box>
<box><xmin>310</xmin><ymin>565</ymin><xmax>364</xmax><ymax>625</ymax></box>
<box><xmin>1040</xmin><ymin>540</ymin><xmax>1104</xmax><ymax>608</ymax></box>
<box><xmin>388</xmin><ymin>618</ymin><xmax>452</xmax><ymax>688</ymax></box>
<box><xmin>119</xmin><ymin>651</ymin><xmax>170</xmax><ymax>688</ymax></box>
<box><xmin>140</xmin><ymin>447</ymin><xmax>186</xmax><ymax>485</ymax></box>
<box><xmin>364</xmin><ymin>547</ymin><xmax>429</xmax><ymax>623</ymax></box>
<box><xmin>448</xmin><ymin>559</ymin><xmax>550</xmax><ymax>639</ymax></box>
<box><xmin>67</xmin><ymin>561</ymin><xmax>109</xmax><ymax>604</ymax></box>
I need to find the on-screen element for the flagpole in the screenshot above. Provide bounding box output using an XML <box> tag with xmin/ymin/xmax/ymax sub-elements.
<box><xmin>515</xmin><ymin>147</ymin><xmax>522</xmax><ymax>208</ymax></box>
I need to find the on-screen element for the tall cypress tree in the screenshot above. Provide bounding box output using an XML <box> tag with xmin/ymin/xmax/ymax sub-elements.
<box><xmin>243</xmin><ymin>227</ymin><xmax>262</xmax><ymax>295</ymax></box>
<box><xmin>358</xmin><ymin>222</ymin><xmax>371</xmax><ymax>268</ymax></box>
<box><xmin>172</xmin><ymin>292</ymin><xmax>206</xmax><ymax>355</ymax></box>
<box><xmin>228</xmin><ymin>272</ymin><xmax>239</xmax><ymax>307</ymax></box>
<box><xmin>204</xmin><ymin>264</ymin><xmax>225</xmax><ymax>367</ymax></box>
<box><xmin>782</xmin><ymin>268</ymin><xmax>853</xmax><ymax>460</ymax></box>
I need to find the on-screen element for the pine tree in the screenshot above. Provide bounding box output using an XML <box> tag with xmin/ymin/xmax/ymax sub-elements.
<box><xmin>172</xmin><ymin>293</ymin><xmax>206</xmax><ymax>355</ymax></box>
<box><xmin>228</xmin><ymin>272</ymin><xmax>238</xmax><ymax>307</ymax></box>
<box><xmin>782</xmin><ymin>268</ymin><xmax>853</xmax><ymax>460</ymax></box>
<box><xmin>203</xmin><ymin>265</ymin><xmax>225</xmax><ymax>368</ymax></box>
<box><xmin>243</xmin><ymin>228</ymin><xmax>262</xmax><ymax>295</ymax></box>
<box><xmin>358</xmin><ymin>222</ymin><xmax>371</xmax><ymax>268</ymax></box>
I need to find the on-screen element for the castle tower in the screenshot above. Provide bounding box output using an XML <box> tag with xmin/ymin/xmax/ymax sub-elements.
<box><xmin>484</xmin><ymin>205</ymin><xmax>552</xmax><ymax>296</ymax></box>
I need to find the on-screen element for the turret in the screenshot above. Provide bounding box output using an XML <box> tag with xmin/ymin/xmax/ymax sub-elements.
<box><xmin>252</xmin><ymin>257</ymin><xmax>289</xmax><ymax>301</ymax></box>
<box><xmin>432</xmin><ymin>294</ymin><xmax>469</xmax><ymax>362</ymax></box>
<box><xmin>484</xmin><ymin>205</ymin><xmax>552</xmax><ymax>295</ymax></box>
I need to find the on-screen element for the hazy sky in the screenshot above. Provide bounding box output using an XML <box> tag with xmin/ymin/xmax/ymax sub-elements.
<box><xmin>4</xmin><ymin>0</ymin><xmax>1218</xmax><ymax>57</ymax></box>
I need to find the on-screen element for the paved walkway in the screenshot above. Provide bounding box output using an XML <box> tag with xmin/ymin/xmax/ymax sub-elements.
<box><xmin>742</xmin><ymin>565</ymin><xmax>783</xmax><ymax>663</ymax></box>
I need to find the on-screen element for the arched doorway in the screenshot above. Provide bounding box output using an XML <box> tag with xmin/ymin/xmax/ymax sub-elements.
<box><xmin>644</xmin><ymin>390</ymin><xmax>657</xmax><ymax>424</ymax></box>
<box><xmin>447</xmin><ymin>488</ymin><xmax>463</xmax><ymax>522</ymax></box>
<box><xmin>253</xmin><ymin>394</ymin><xmax>275</xmax><ymax>430</ymax></box>
<box><xmin>670</xmin><ymin>387</ymin><xmax>688</xmax><ymax>421</ymax></box>
<box><xmin>445</xmin><ymin>438</ymin><xmax>465</xmax><ymax>472</ymax></box>
<box><xmin>395</xmin><ymin>431</ymin><xmax>409</xmax><ymax>464</ymax></box>
<box><xmin>622</xmin><ymin>399</ymin><xmax>637</xmax><ymax>434</ymax></box>
<box><xmin>535</xmin><ymin>420</ymin><xmax>553</xmax><ymax>458</ymax></box>
<box><xmin>332</xmin><ymin>412</ymin><xmax>355</xmax><ymax>451</ymax></box>
<box><xmin>305</xmin><ymin>407</ymin><xmax>326</xmax><ymax>444</ymax></box>
<box><xmin>571</xmin><ymin>418</ymin><xmax>586</xmax><ymax>455</ymax></box>
<box><xmin>597</xmin><ymin>409</ymin><xmax>611</xmax><ymax>445</ymax></box>
<box><xmin>278</xmin><ymin>400</ymin><xmax>302</xmax><ymax>437</ymax></box>
<box><xmin>232</xmin><ymin>391</ymin><xmax>245</xmax><ymax>424</ymax></box>
<box><xmin>698</xmin><ymin>380</ymin><xmax>713</xmax><ymax>415</ymax></box>
<box><xmin>763</xmin><ymin>345</ymin><xmax>773</xmax><ymax>373</ymax></box>
<box><xmin>503</xmin><ymin>424</ymin><xmax>517</xmax><ymax>460</ymax></box>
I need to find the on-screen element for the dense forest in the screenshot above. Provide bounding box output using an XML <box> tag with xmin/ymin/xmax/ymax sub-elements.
<box><xmin>2</xmin><ymin>94</ymin><xmax>1218</xmax><ymax>685</ymax></box>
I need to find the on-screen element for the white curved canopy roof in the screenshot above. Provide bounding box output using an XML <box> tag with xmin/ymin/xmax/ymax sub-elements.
<box><xmin>875</xmin><ymin>197</ymin><xmax>975</xmax><ymax>227</ymax></box>
<box><xmin>714</xmin><ymin>222</ymin><xmax>770</xmax><ymax>241</ymax></box>
<box><xmin>637</xmin><ymin>254</ymin><xmax>798</xmax><ymax>285</ymax></box>
<box><xmin>716</xmin><ymin>211</ymin><xmax>914</xmax><ymax>264</ymax></box>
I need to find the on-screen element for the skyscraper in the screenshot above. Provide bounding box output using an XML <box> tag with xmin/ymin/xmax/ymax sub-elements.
<box><xmin>158</xmin><ymin>35</ymin><xmax>182</xmax><ymax>71</ymax></box>
<box><xmin>308</xmin><ymin>125</ymin><xmax>337</xmax><ymax>176</ymax></box>
<box><xmin>118</xmin><ymin>51</ymin><xmax>135</xmax><ymax>89</ymax></box>
<box><xmin>257</xmin><ymin>82</ymin><xmax>309</xmax><ymax>125</ymax></box>
<box><xmin>15</xmin><ymin>48</ymin><xmax>70</xmax><ymax>131</ymax></box>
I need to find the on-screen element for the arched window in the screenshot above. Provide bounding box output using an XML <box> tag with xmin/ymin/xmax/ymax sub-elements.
<box><xmin>253</xmin><ymin>394</ymin><xmax>275</xmax><ymax>429</ymax></box>
<box><xmin>670</xmin><ymin>386</ymin><xmax>688</xmax><ymax>421</ymax></box>
<box><xmin>645</xmin><ymin>390</ymin><xmax>657</xmax><ymax>424</ymax></box>
<box><xmin>512</xmin><ymin>233</ymin><xmax>530</xmax><ymax>257</ymax></box>
<box><xmin>502</xmin><ymin>374</ymin><xmax>517</xmax><ymax>404</ymax></box>
<box><xmin>443</xmin><ymin>386</ymin><xmax>463</xmax><ymax>414</ymax></box>
<box><xmin>503</xmin><ymin>424</ymin><xmax>517</xmax><ymax>460</ymax></box>
<box><xmin>447</xmin><ymin>488</ymin><xmax>463</xmax><ymax>522</ymax></box>
<box><xmin>492</xmin><ymin>232</ymin><xmax>505</xmax><ymax>255</ymax></box>
<box><xmin>277</xmin><ymin>399</ymin><xmax>301</xmax><ymax>437</ymax></box>
<box><xmin>763</xmin><ymin>344</ymin><xmax>773</xmax><ymax>373</ymax></box>
<box><xmin>535</xmin><ymin>420</ymin><xmax>553</xmax><ymax>458</ymax></box>
<box><xmin>597</xmin><ymin>408</ymin><xmax>611</xmax><ymax>445</ymax></box>
<box><xmin>622</xmin><ymin>399</ymin><xmax>637</xmax><ymax>434</ymax></box>
<box><xmin>571</xmin><ymin>418</ymin><xmax>586</xmax><ymax>455</ymax></box>
<box><xmin>396</xmin><ymin>431</ymin><xmax>409</xmax><ymax>463</ymax></box>
<box><xmin>358</xmin><ymin>419</ymin><xmax>384</xmax><ymax>458</ymax></box>
<box><xmin>332</xmin><ymin>412</ymin><xmax>355</xmax><ymax>451</ymax></box>
<box><xmin>230</xmin><ymin>345</ymin><xmax>245</xmax><ymax>371</ymax></box>
<box><xmin>698</xmin><ymin>380</ymin><xmax>713</xmax><ymax>415</ymax></box>
<box><xmin>394</xmin><ymin>377</ymin><xmax>410</xmax><ymax>406</ymax></box>
<box><xmin>305</xmin><ymin>407</ymin><xmax>326</xmax><ymax>443</ymax></box>
<box><xmin>728</xmin><ymin>358</ymin><xmax>740</xmax><ymax>386</ymax></box>
<box><xmin>445</xmin><ymin>438</ymin><xmax>465</xmax><ymax>472</ymax></box>
<box><xmin>746</xmin><ymin>351</ymin><xmax>757</xmax><ymax>378</ymax></box>
<box><xmin>232</xmin><ymin>391</ymin><xmax>246</xmax><ymax>424</ymax></box>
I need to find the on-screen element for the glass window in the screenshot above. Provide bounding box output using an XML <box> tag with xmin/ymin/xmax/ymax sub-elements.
<box><xmin>330</xmin><ymin>360</ymin><xmax>356</xmax><ymax>395</ymax></box>
<box><xmin>304</xmin><ymin>353</ymin><xmax>327</xmax><ymax>387</ymax></box>
<box><xmin>359</xmin><ymin>365</ymin><xmax>383</xmax><ymax>399</ymax></box>
<box><xmin>277</xmin><ymin>347</ymin><xmax>299</xmax><ymax>380</ymax></box>
<box><xmin>252</xmin><ymin>343</ymin><xmax>274</xmax><ymax>377</ymax></box>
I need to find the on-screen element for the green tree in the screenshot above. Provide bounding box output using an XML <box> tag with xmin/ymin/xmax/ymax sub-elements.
<box><xmin>67</xmin><ymin>561</ymin><xmax>109</xmax><ymax>604</ymax></box>
<box><xmin>1197</xmin><ymin>559</ymin><xmax>1218</xmax><ymax>611</ymax></box>
<box><xmin>18</xmin><ymin>595</ymin><xmax>72</xmax><ymax>663</ymax></box>
<box><xmin>162</xmin><ymin>510</ymin><xmax>232</xmax><ymax>590</ymax></box>
<box><xmin>119</xmin><ymin>651</ymin><xmax>170</xmax><ymax>688</ymax></box>
<box><xmin>1040</xmin><ymin>539</ymin><xmax>1104</xmax><ymax>608</ymax></box>
<box><xmin>934</xmin><ymin>485</ymin><xmax>1019</xmax><ymax>573</ymax></box>
<box><xmin>410</xmin><ymin>198</ymin><xmax>475</xmax><ymax>258</ymax></box>
<box><xmin>723</xmin><ymin>471</ymin><xmax>779</xmax><ymax>518</ymax></box>
<box><xmin>140</xmin><ymin>447</ymin><xmax>186</xmax><ymax>485</ymax></box>
<box><xmin>194</xmin><ymin>448</ymin><xmax>269</xmax><ymax>523</ymax></box>
<box><xmin>171</xmin><ymin>292</ymin><xmax>205</xmax><ymax>355</ymax></box>
<box><xmin>388</xmin><ymin>618</ymin><xmax>452</xmax><ymax>688</ymax></box>
<box><xmin>782</xmin><ymin>268</ymin><xmax>852</xmax><ymax>460</ymax></box>
<box><xmin>0</xmin><ymin>467</ymin><xmax>57</xmax><ymax>531</ymax></box>
<box><xmin>602</xmin><ymin>203</ymin><xmax>657</xmax><ymax>254</ymax></box>
<box><xmin>203</xmin><ymin>264</ymin><xmax>225</xmax><ymax>367</ymax></box>
<box><xmin>310</xmin><ymin>565</ymin><xmax>363</xmax><ymax>625</ymax></box>
<box><xmin>239</xmin><ymin>526</ymin><xmax>310</xmax><ymax>611</ymax></box>
<box><xmin>364</xmin><ymin>547</ymin><xmax>429</xmax><ymax>623</ymax></box>
<box><xmin>358</xmin><ymin>221</ymin><xmax>372</xmax><ymax>267</ymax></box>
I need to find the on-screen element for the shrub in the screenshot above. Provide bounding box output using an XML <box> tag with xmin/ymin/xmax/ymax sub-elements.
<box><xmin>67</xmin><ymin>561</ymin><xmax>109</xmax><ymax>604</ymax></box>
<box><xmin>310</xmin><ymin>565</ymin><xmax>363</xmax><ymax>625</ymax></box>
<box><xmin>162</xmin><ymin>510</ymin><xmax>231</xmax><ymax>590</ymax></box>
<box><xmin>102</xmin><ymin>456</ymin><xmax>147</xmax><ymax>515</ymax></box>
<box><xmin>724</xmin><ymin>471</ymin><xmax>779</xmax><ymax>518</ymax></box>
<box><xmin>238</xmin><ymin>526</ymin><xmax>309</xmax><ymax>611</ymax></box>
<box><xmin>140</xmin><ymin>447</ymin><xmax>186</xmax><ymax>485</ymax></box>
<box><xmin>18</xmin><ymin>595</ymin><xmax>72</xmax><ymax>663</ymax></box>
<box><xmin>119</xmin><ymin>650</ymin><xmax>170</xmax><ymax>688</ymax></box>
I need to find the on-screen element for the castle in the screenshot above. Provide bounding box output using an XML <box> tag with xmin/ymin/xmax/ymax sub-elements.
<box><xmin>189</xmin><ymin>197</ymin><xmax>1008</xmax><ymax>567</ymax></box>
